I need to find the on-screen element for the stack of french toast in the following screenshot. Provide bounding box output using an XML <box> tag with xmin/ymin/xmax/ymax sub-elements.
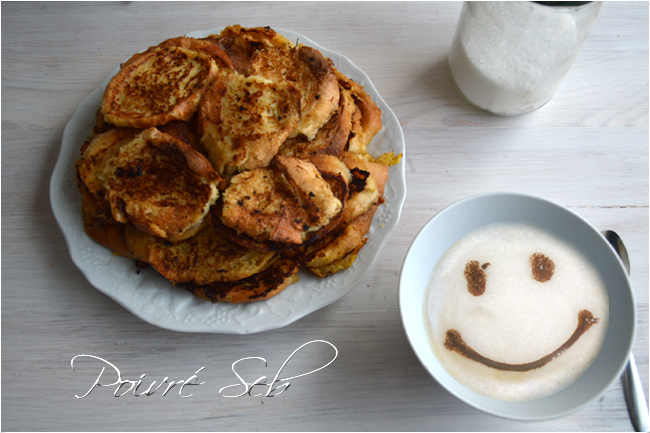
<box><xmin>75</xmin><ymin>25</ymin><xmax>400</xmax><ymax>303</ymax></box>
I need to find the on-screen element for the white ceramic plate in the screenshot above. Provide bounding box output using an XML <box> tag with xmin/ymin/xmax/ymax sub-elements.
<box><xmin>50</xmin><ymin>27</ymin><xmax>406</xmax><ymax>334</ymax></box>
<box><xmin>399</xmin><ymin>192</ymin><xmax>635</xmax><ymax>420</ymax></box>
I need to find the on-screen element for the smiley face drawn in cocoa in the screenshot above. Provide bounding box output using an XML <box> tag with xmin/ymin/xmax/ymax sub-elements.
<box><xmin>444</xmin><ymin>253</ymin><xmax>599</xmax><ymax>372</ymax></box>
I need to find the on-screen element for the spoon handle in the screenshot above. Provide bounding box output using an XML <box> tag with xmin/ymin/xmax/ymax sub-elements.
<box><xmin>601</xmin><ymin>230</ymin><xmax>648</xmax><ymax>432</ymax></box>
<box><xmin>624</xmin><ymin>353</ymin><xmax>649</xmax><ymax>432</ymax></box>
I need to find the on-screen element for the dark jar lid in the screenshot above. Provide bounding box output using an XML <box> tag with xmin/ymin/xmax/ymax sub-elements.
<box><xmin>533</xmin><ymin>1</ymin><xmax>593</xmax><ymax>6</ymax></box>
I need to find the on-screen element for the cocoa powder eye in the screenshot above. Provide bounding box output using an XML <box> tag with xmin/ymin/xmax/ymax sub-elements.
<box><xmin>531</xmin><ymin>253</ymin><xmax>555</xmax><ymax>282</ymax></box>
<box><xmin>464</xmin><ymin>260</ymin><xmax>489</xmax><ymax>296</ymax></box>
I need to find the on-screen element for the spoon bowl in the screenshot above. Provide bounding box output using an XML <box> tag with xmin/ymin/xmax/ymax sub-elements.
<box><xmin>602</xmin><ymin>230</ymin><xmax>631</xmax><ymax>274</ymax></box>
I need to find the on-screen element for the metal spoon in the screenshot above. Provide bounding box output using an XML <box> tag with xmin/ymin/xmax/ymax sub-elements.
<box><xmin>602</xmin><ymin>230</ymin><xmax>648</xmax><ymax>432</ymax></box>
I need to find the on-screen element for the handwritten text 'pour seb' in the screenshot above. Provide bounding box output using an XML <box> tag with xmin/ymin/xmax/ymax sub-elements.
<box><xmin>70</xmin><ymin>340</ymin><xmax>338</xmax><ymax>399</ymax></box>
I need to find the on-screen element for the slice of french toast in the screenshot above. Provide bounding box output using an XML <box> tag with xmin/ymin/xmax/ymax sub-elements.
<box><xmin>198</xmin><ymin>72</ymin><xmax>301</xmax><ymax>176</ymax></box>
<box><xmin>101</xmin><ymin>42</ymin><xmax>218</xmax><ymax>128</ymax></box>
<box><xmin>303</xmin><ymin>153</ymin><xmax>389</xmax><ymax>277</ymax></box>
<box><xmin>304</xmin><ymin>208</ymin><xmax>374</xmax><ymax>278</ymax></box>
<box><xmin>77</xmin><ymin>127</ymin><xmax>143</xmax><ymax>195</ymax></box>
<box><xmin>78</xmin><ymin>127</ymin><xmax>222</xmax><ymax>242</ymax></box>
<box><xmin>209</xmin><ymin>25</ymin><xmax>296</xmax><ymax>76</ymax></box>
<box><xmin>124</xmin><ymin>223</ymin><xmax>276</xmax><ymax>284</ymax></box>
<box><xmin>156</xmin><ymin>36</ymin><xmax>235</xmax><ymax>70</ymax></box>
<box><xmin>336</xmin><ymin>70</ymin><xmax>383</xmax><ymax>155</ymax></box>
<box><xmin>220</xmin><ymin>155</ymin><xmax>344</xmax><ymax>248</ymax></box>
<box><xmin>278</xmin><ymin>84</ymin><xmax>354</xmax><ymax>159</ymax></box>
<box><xmin>77</xmin><ymin>176</ymin><xmax>136</xmax><ymax>259</ymax></box>
<box><xmin>184</xmin><ymin>256</ymin><xmax>300</xmax><ymax>304</ymax></box>
<box><xmin>125</xmin><ymin>222</ymin><xmax>299</xmax><ymax>304</ymax></box>
<box><xmin>209</xmin><ymin>26</ymin><xmax>340</xmax><ymax>141</ymax></box>
<box><xmin>251</xmin><ymin>45</ymin><xmax>340</xmax><ymax>140</ymax></box>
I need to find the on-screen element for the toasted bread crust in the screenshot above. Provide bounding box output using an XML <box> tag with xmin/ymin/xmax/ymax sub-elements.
<box><xmin>336</xmin><ymin>71</ymin><xmax>382</xmax><ymax>154</ymax></box>
<box><xmin>305</xmin><ymin>205</ymin><xmax>376</xmax><ymax>276</ymax></box>
<box><xmin>77</xmin><ymin>176</ymin><xmax>136</xmax><ymax>259</ymax></box>
<box><xmin>308</xmin><ymin>240</ymin><xmax>367</xmax><ymax>278</ymax></box>
<box><xmin>158</xmin><ymin>120</ymin><xmax>204</xmax><ymax>153</ymax></box>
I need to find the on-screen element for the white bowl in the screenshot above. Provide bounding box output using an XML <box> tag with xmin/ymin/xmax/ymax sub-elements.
<box><xmin>399</xmin><ymin>192</ymin><xmax>635</xmax><ymax>420</ymax></box>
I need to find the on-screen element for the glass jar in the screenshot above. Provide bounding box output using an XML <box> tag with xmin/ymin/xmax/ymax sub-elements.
<box><xmin>449</xmin><ymin>1</ymin><xmax>603</xmax><ymax>116</ymax></box>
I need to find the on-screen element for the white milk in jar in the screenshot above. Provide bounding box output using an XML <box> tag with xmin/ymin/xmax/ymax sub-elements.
<box><xmin>425</xmin><ymin>222</ymin><xmax>608</xmax><ymax>401</ymax></box>
<box><xmin>449</xmin><ymin>2</ymin><xmax>602</xmax><ymax>116</ymax></box>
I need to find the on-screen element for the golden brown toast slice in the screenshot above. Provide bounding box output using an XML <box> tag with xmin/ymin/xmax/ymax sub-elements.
<box><xmin>339</xmin><ymin>152</ymin><xmax>382</xmax><ymax>224</ymax></box>
<box><xmin>210</xmin><ymin>26</ymin><xmax>340</xmax><ymax>141</ymax></box>
<box><xmin>77</xmin><ymin>176</ymin><xmax>136</xmax><ymax>259</ymax></box>
<box><xmin>278</xmin><ymin>84</ymin><xmax>354</xmax><ymax>159</ymax></box>
<box><xmin>157</xmin><ymin>120</ymin><xmax>203</xmax><ymax>153</ymax></box>
<box><xmin>157</xmin><ymin>36</ymin><xmax>234</xmax><ymax>70</ymax></box>
<box><xmin>306</xmin><ymin>154</ymin><xmax>351</xmax><ymax>208</ymax></box>
<box><xmin>77</xmin><ymin>127</ymin><xmax>143</xmax><ymax>195</ymax></box>
<box><xmin>124</xmin><ymin>223</ymin><xmax>277</xmax><ymax>284</ymax></box>
<box><xmin>336</xmin><ymin>70</ymin><xmax>383</xmax><ymax>154</ymax></box>
<box><xmin>198</xmin><ymin>72</ymin><xmax>301</xmax><ymax>175</ymax></box>
<box><xmin>101</xmin><ymin>42</ymin><xmax>218</xmax><ymax>128</ymax></box>
<box><xmin>220</xmin><ymin>155</ymin><xmax>343</xmax><ymax>248</ymax></box>
<box><xmin>210</xmin><ymin>25</ymin><xmax>296</xmax><ymax>75</ymax></box>
<box><xmin>251</xmin><ymin>45</ymin><xmax>340</xmax><ymax>140</ymax></box>
<box><xmin>303</xmin><ymin>154</ymin><xmax>389</xmax><ymax>277</ymax></box>
<box><xmin>124</xmin><ymin>223</ymin><xmax>300</xmax><ymax>304</ymax></box>
<box><xmin>98</xmin><ymin>127</ymin><xmax>221</xmax><ymax>241</ymax></box>
<box><xmin>220</xmin><ymin>167</ymin><xmax>298</xmax><ymax>245</ymax></box>
<box><xmin>272</xmin><ymin>155</ymin><xmax>344</xmax><ymax>230</ymax></box>
<box><xmin>304</xmin><ymin>209</ymin><xmax>374</xmax><ymax>278</ymax></box>
<box><xmin>184</xmin><ymin>256</ymin><xmax>300</xmax><ymax>304</ymax></box>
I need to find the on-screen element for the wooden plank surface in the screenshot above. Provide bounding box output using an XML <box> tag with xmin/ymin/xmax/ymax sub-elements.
<box><xmin>2</xmin><ymin>2</ymin><xmax>648</xmax><ymax>431</ymax></box>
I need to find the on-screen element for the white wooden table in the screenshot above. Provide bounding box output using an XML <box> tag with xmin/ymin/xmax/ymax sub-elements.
<box><xmin>2</xmin><ymin>2</ymin><xmax>647</xmax><ymax>431</ymax></box>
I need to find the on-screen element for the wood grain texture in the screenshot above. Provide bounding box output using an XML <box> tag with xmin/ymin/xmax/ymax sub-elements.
<box><xmin>2</xmin><ymin>2</ymin><xmax>647</xmax><ymax>431</ymax></box>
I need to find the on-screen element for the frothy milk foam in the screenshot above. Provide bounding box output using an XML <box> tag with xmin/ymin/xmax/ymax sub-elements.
<box><xmin>425</xmin><ymin>223</ymin><xmax>608</xmax><ymax>401</ymax></box>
